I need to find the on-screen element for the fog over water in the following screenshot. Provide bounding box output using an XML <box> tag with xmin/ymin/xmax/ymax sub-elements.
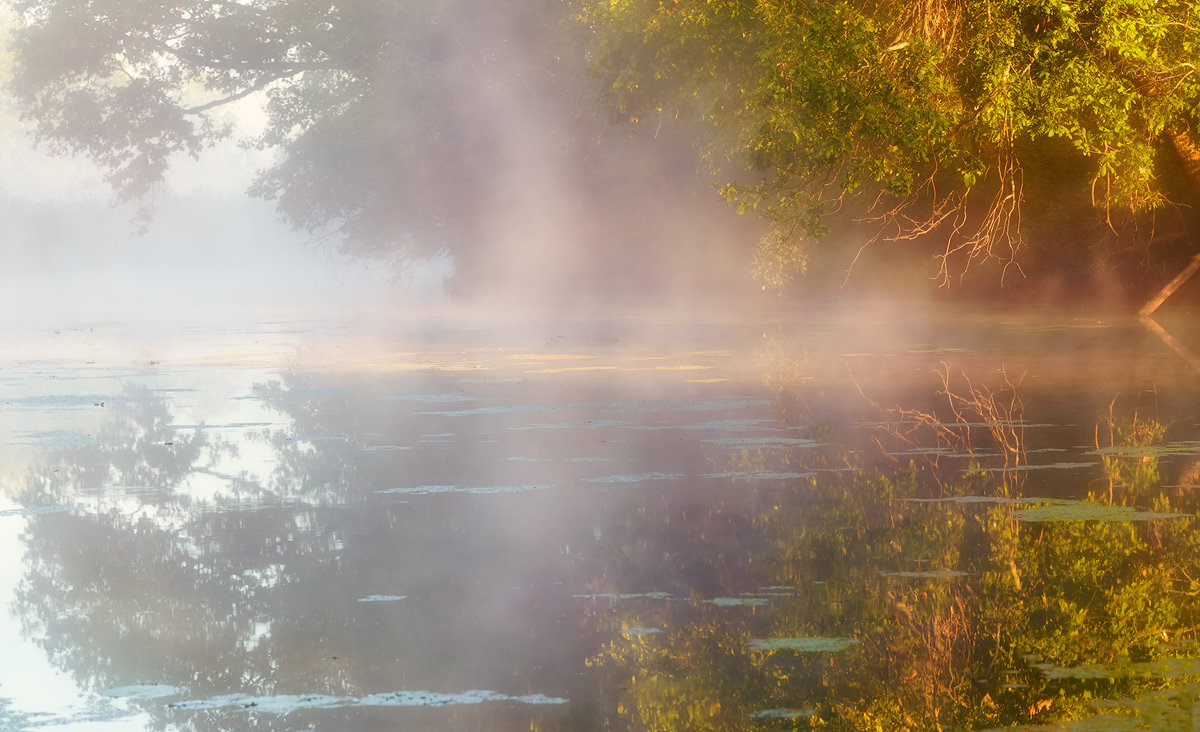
<box><xmin>0</xmin><ymin>128</ymin><xmax>446</xmax><ymax>333</ymax></box>
<box><xmin>6</xmin><ymin>4</ymin><xmax>1200</xmax><ymax>731</ymax></box>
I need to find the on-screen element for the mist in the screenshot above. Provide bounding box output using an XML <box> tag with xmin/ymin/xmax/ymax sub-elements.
<box><xmin>0</xmin><ymin>0</ymin><xmax>784</xmax><ymax>334</ymax></box>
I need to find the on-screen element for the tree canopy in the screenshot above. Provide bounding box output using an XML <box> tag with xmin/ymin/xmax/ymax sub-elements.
<box><xmin>583</xmin><ymin>0</ymin><xmax>1200</xmax><ymax>287</ymax></box>
<box><xmin>6</xmin><ymin>0</ymin><xmax>570</xmax><ymax>257</ymax></box>
<box><xmin>0</xmin><ymin>0</ymin><xmax>762</xmax><ymax>304</ymax></box>
<box><xmin>10</xmin><ymin>0</ymin><xmax>1200</xmax><ymax>294</ymax></box>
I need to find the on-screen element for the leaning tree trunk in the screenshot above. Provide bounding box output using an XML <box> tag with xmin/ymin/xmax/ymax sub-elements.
<box><xmin>1139</xmin><ymin>130</ymin><xmax>1200</xmax><ymax>316</ymax></box>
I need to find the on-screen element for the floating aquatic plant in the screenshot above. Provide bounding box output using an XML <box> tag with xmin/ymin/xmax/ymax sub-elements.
<box><xmin>1015</xmin><ymin>502</ymin><xmax>1190</xmax><ymax>522</ymax></box>
<box><xmin>376</xmin><ymin>485</ymin><xmax>548</xmax><ymax>495</ymax></box>
<box><xmin>750</xmin><ymin>708</ymin><xmax>816</xmax><ymax>719</ymax></box>
<box><xmin>704</xmin><ymin>471</ymin><xmax>815</xmax><ymax>480</ymax></box>
<box><xmin>0</xmin><ymin>505</ymin><xmax>75</xmax><ymax>517</ymax></box>
<box><xmin>748</xmin><ymin>637</ymin><xmax>858</xmax><ymax>652</ymax></box>
<box><xmin>704</xmin><ymin>597</ymin><xmax>769</xmax><ymax>607</ymax></box>
<box><xmin>169</xmin><ymin>689</ymin><xmax>567</xmax><ymax>711</ymax></box>
<box><xmin>572</xmin><ymin>592</ymin><xmax>672</xmax><ymax>601</ymax></box>
<box><xmin>98</xmin><ymin>684</ymin><xmax>185</xmax><ymax>699</ymax></box>
<box><xmin>584</xmin><ymin>473</ymin><xmax>684</xmax><ymax>484</ymax></box>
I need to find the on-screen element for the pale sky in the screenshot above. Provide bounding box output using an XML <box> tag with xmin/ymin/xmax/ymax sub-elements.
<box><xmin>0</xmin><ymin>23</ymin><xmax>450</xmax><ymax>330</ymax></box>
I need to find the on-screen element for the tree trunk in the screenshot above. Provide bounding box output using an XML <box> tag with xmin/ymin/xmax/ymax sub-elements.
<box><xmin>1141</xmin><ymin>131</ymin><xmax>1200</xmax><ymax>315</ymax></box>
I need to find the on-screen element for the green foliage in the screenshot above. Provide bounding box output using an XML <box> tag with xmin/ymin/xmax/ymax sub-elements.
<box><xmin>583</xmin><ymin>0</ymin><xmax>1200</xmax><ymax>284</ymax></box>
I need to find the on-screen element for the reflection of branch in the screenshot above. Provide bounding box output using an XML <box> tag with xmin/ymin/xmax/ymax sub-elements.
<box><xmin>1139</xmin><ymin>315</ymin><xmax>1200</xmax><ymax>372</ymax></box>
<box><xmin>854</xmin><ymin>362</ymin><xmax>1026</xmax><ymax>493</ymax></box>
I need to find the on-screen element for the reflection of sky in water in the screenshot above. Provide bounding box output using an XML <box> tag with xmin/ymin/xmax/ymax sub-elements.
<box><xmin>0</xmin><ymin>508</ymin><xmax>152</xmax><ymax>728</ymax></box>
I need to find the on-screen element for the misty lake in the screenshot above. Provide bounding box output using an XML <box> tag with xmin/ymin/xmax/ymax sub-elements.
<box><xmin>2</xmin><ymin>308</ymin><xmax>1199</xmax><ymax>731</ymax></box>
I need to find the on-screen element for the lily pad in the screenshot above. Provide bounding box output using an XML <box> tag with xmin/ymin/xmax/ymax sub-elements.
<box><xmin>1016</xmin><ymin>502</ymin><xmax>1190</xmax><ymax>522</ymax></box>
<box><xmin>704</xmin><ymin>597</ymin><xmax>769</xmax><ymax>607</ymax></box>
<box><xmin>704</xmin><ymin>471</ymin><xmax>815</xmax><ymax>480</ymax></box>
<box><xmin>169</xmin><ymin>689</ymin><xmax>567</xmax><ymax>711</ymax></box>
<box><xmin>584</xmin><ymin>473</ymin><xmax>684</xmax><ymax>483</ymax></box>
<box><xmin>98</xmin><ymin>683</ymin><xmax>185</xmax><ymax>699</ymax></box>
<box><xmin>0</xmin><ymin>505</ymin><xmax>75</xmax><ymax>517</ymax></box>
<box><xmin>749</xmin><ymin>637</ymin><xmax>858</xmax><ymax>653</ymax></box>
<box><xmin>751</xmin><ymin>708</ymin><xmax>816</xmax><ymax>719</ymax></box>
<box><xmin>572</xmin><ymin>592</ymin><xmax>672</xmax><ymax>601</ymax></box>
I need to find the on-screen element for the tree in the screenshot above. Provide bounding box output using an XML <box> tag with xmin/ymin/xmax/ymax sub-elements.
<box><xmin>2</xmin><ymin>0</ymin><xmax>762</xmax><ymax>304</ymax></box>
<box><xmin>6</xmin><ymin>0</ymin><xmax>562</xmax><ymax>256</ymax></box>
<box><xmin>582</xmin><ymin>0</ymin><xmax>1200</xmax><ymax>287</ymax></box>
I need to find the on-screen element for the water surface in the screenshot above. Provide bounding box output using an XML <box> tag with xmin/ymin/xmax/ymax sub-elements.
<box><xmin>2</xmin><ymin>310</ymin><xmax>1198</xmax><ymax>730</ymax></box>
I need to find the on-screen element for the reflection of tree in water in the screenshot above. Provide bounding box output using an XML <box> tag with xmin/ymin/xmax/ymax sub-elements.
<box><xmin>585</xmin><ymin>363</ymin><xmax>1200</xmax><ymax>730</ymax></box>
<box><xmin>12</xmin><ymin>374</ymin><xmax>586</xmax><ymax>731</ymax></box>
<box><xmin>13</xmin><ymin>385</ymin><xmax>349</xmax><ymax>731</ymax></box>
<box><xmin>14</xmin><ymin>361</ymin><xmax>1200</xmax><ymax>730</ymax></box>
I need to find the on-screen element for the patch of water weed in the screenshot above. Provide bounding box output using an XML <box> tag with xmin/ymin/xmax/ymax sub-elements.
<box><xmin>512</xmin><ymin>420</ymin><xmax>628</xmax><ymax>431</ymax></box>
<box><xmin>751</xmin><ymin>708</ymin><xmax>816</xmax><ymax>719</ymax></box>
<box><xmin>971</xmin><ymin>683</ymin><xmax>1200</xmax><ymax>731</ymax></box>
<box><xmin>166</xmin><ymin>422</ymin><xmax>275</xmax><ymax>430</ymax></box>
<box><xmin>881</xmin><ymin>570</ymin><xmax>971</xmax><ymax>579</ymax></box>
<box><xmin>572</xmin><ymin>592</ymin><xmax>672</xmax><ymax>601</ymax></box>
<box><xmin>10</xmin><ymin>430</ymin><xmax>100</xmax><ymax>447</ymax></box>
<box><xmin>903</xmin><ymin>496</ymin><xmax>1056</xmax><ymax>505</ymax></box>
<box><xmin>704</xmin><ymin>597</ymin><xmax>769</xmax><ymax>607</ymax></box>
<box><xmin>377</xmin><ymin>485</ymin><xmax>458</xmax><ymax>495</ymax></box>
<box><xmin>704</xmin><ymin>470</ymin><xmax>816</xmax><ymax>480</ymax></box>
<box><xmin>384</xmin><ymin>393</ymin><xmax>480</xmax><ymax>403</ymax></box>
<box><xmin>1032</xmin><ymin>657</ymin><xmax>1200</xmax><ymax>680</ymax></box>
<box><xmin>703</xmin><ymin>436</ymin><xmax>821</xmax><ymax>448</ymax></box>
<box><xmin>99</xmin><ymin>683</ymin><xmax>185</xmax><ymax>699</ymax></box>
<box><xmin>1091</xmin><ymin>442</ymin><xmax>1200</xmax><ymax>456</ymax></box>
<box><xmin>419</xmin><ymin>403</ymin><xmax>583</xmax><ymax>417</ymax></box>
<box><xmin>584</xmin><ymin>473</ymin><xmax>685</xmax><ymax>483</ymax></box>
<box><xmin>0</xmin><ymin>702</ymin><xmax>139</xmax><ymax>728</ymax></box>
<box><xmin>3</xmin><ymin>394</ymin><xmax>113</xmax><ymax>408</ymax></box>
<box><xmin>377</xmin><ymin>485</ymin><xmax>548</xmax><ymax>495</ymax></box>
<box><xmin>679</xmin><ymin>418</ymin><xmax>775</xmax><ymax>431</ymax></box>
<box><xmin>988</xmin><ymin>461</ymin><xmax>1097</xmax><ymax>471</ymax></box>
<box><xmin>356</xmin><ymin>595</ymin><xmax>407</xmax><ymax>602</ymax></box>
<box><xmin>621</xmin><ymin>627</ymin><xmax>661</xmax><ymax>636</ymax></box>
<box><xmin>0</xmin><ymin>505</ymin><xmax>74</xmax><ymax>517</ymax></box>
<box><xmin>748</xmin><ymin>637</ymin><xmax>859</xmax><ymax>653</ymax></box>
<box><xmin>666</xmin><ymin>398</ymin><xmax>771</xmax><ymax>412</ymax></box>
<box><xmin>1015</xmin><ymin>502</ymin><xmax>1190</xmax><ymax>522</ymax></box>
<box><xmin>887</xmin><ymin>447</ymin><xmax>984</xmax><ymax>458</ymax></box>
<box><xmin>169</xmin><ymin>689</ymin><xmax>567</xmax><ymax>711</ymax></box>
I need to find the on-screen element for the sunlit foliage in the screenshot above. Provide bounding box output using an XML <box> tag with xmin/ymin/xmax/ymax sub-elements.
<box><xmin>583</xmin><ymin>0</ymin><xmax>1200</xmax><ymax>284</ymax></box>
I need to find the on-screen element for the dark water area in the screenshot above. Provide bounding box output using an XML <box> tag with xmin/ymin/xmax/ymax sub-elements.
<box><xmin>2</xmin><ymin>308</ymin><xmax>1199</xmax><ymax>730</ymax></box>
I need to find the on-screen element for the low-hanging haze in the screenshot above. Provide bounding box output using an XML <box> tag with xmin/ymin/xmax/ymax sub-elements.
<box><xmin>0</xmin><ymin>0</ymin><xmax>770</xmax><ymax>331</ymax></box>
